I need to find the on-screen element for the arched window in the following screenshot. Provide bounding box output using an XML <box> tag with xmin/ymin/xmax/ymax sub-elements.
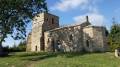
<box><xmin>85</xmin><ymin>40</ymin><xmax>89</xmax><ymax>47</ymax></box>
<box><xmin>69</xmin><ymin>34</ymin><xmax>73</xmax><ymax>41</ymax></box>
<box><xmin>52</xmin><ymin>18</ymin><xmax>54</xmax><ymax>24</ymax></box>
<box><xmin>35</xmin><ymin>19</ymin><xmax>37</xmax><ymax>21</ymax></box>
<box><xmin>47</xmin><ymin>18</ymin><xmax>48</xmax><ymax>21</ymax></box>
<box><xmin>47</xmin><ymin>38</ymin><xmax>50</xmax><ymax>44</ymax></box>
<box><xmin>35</xmin><ymin>46</ymin><xmax>37</xmax><ymax>51</ymax></box>
<box><xmin>37</xmin><ymin>15</ymin><xmax>40</xmax><ymax>17</ymax></box>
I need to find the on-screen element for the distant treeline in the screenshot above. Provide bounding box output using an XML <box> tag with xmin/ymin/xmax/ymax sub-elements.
<box><xmin>3</xmin><ymin>40</ymin><xmax>26</xmax><ymax>52</ymax></box>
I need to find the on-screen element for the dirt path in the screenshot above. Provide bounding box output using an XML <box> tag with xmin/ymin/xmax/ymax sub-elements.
<box><xmin>27</xmin><ymin>61</ymin><xmax>39</xmax><ymax>67</ymax></box>
<box><xmin>26</xmin><ymin>57</ymin><xmax>53</xmax><ymax>67</ymax></box>
<box><xmin>26</xmin><ymin>60</ymin><xmax>44</xmax><ymax>67</ymax></box>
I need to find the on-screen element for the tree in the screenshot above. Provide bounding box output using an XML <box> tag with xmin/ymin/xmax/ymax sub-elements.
<box><xmin>0</xmin><ymin>0</ymin><xmax>48</xmax><ymax>52</ymax></box>
<box><xmin>107</xmin><ymin>18</ymin><xmax>120</xmax><ymax>51</ymax></box>
<box><xmin>17</xmin><ymin>40</ymin><xmax>26</xmax><ymax>51</ymax></box>
<box><xmin>18</xmin><ymin>40</ymin><xmax>26</xmax><ymax>47</ymax></box>
<box><xmin>103</xmin><ymin>26</ymin><xmax>109</xmax><ymax>37</ymax></box>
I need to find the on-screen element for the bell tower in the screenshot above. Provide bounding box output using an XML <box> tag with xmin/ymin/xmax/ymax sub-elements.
<box><xmin>31</xmin><ymin>12</ymin><xmax>59</xmax><ymax>51</ymax></box>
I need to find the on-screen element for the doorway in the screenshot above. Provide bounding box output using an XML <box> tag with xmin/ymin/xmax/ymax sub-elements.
<box><xmin>40</xmin><ymin>36</ymin><xmax>44</xmax><ymax>50</ymax></box>
<box><xmin>56</xmin><ymin>39</ymin><xmax>61</xmax><ymax>52</ymax></box>
<box><xmin>35</xmin><ymin>46</ymin><xmax>37</xmax><ymax>51</ymax></box>
<box><xmin>51</xmin><ymin>39</ymin><xmax>55</xmax><ymax>52</ymax></box>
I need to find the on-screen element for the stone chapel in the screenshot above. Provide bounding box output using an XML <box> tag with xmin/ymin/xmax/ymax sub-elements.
<box><xmin>26</xmin><ymin>12</ymin><xmax>107</xmax><ymax>52</ymax></box>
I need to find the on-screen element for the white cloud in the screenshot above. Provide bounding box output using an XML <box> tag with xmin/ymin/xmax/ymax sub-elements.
<box><xmin>50</xmin><ymin>0</ymin><xmax>103</xmax><ymax>12</ymax></box>
<box><xmin>73</xmin><ymin>13</ymin><xmax>107</xmax><ymax>25</ymax></box>
<box><xmin>50</xmin><ymin>0</ymin><xmax>107</xmax><ymax>26</ymax></box>
<box><xmin>50</xmin><ymin>0</ymin><xmax>88</xmax><ymax>12</ymax></box>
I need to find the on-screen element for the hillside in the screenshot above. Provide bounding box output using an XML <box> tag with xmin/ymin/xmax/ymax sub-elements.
<box><xmin>0</xmin><ymin>52</ymin><xmax>120</xmax><ymax>67</ymax></box>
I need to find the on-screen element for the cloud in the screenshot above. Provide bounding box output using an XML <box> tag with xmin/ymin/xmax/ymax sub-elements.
<box><xmin>50</xmin><ymin>0</ymin><xmax>107</xmax><ymax>26</ymax></box>
<box><xmin>92</xmin><ymin>0</ymin><xmax>103</xmax><ymax>5</ymax></box>
<box><xmin>73</xmin><ymin>13</ymin><xmax>107</xmax><ymax>25</ymax></box>
<box><xmin>50</xmin><ymin>0</ymin><xmax>103</xmax><ymax>12</ymax></box>
<box><xmin>50</xmin><ymin>0</ymin><xmax>88</xmax><ymax>12</ymax></box>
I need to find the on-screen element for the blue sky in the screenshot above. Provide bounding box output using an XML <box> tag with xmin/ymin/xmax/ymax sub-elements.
<box><xmin>3</xmin><ymin>0</ymin><xmax>120</xmax><ymax>47</ymax></box>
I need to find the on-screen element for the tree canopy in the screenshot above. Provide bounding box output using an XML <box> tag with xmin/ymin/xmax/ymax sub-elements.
<box><xmin>0</xmin><ymin>0</ymin><xmax>48</xmax><ymax>48</ymax></box>
<box><xmin>107</xmin><ymin>18</ymin><xmax>120</xmax><ymax>51</ymax></box>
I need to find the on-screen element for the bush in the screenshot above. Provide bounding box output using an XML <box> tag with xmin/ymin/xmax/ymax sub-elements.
<box><xmin>3</xmin><ymin>40</ymin><xmax>26</xmax><ymax>52</ymax></box>
<box><xmin>3</xmin><ymin>46</ymin><xmax>9</xmax><ymax>52</ymax></box>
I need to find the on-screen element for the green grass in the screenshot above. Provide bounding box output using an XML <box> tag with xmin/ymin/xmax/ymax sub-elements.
<box><xmin>0</xmin><ymin>52</ymin><xmax>120</xmax><ymax>67</ymax></box>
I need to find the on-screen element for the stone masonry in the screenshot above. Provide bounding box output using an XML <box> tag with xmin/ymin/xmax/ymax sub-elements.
<box><xmin>26</xmin><ymin>32</ymin><xmax>31</xmax><ymax>51</ymax></box>
<box><xmin>28</xmin><ymin>12</ymin><xmax>59</xmax><ymax>51</ymax></box>
<box><xmin>26</xmin><ymin>12</ymin><xmax>107</xmax><ymax>52</ymax></box>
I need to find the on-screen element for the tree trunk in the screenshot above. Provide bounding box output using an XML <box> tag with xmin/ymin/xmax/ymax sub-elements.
<box><xmin>0</xmin><ymin>33</ymin><xmax>6</xmax><ymax>53</ymax></box>
<box><xmin>0</xmin><ymin>41</ymin><xmax>3</xmax><ymax>53</ymax></box>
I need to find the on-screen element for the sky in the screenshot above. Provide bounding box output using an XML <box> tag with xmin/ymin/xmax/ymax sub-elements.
<box><xmin>3</xmin><ymin>0</ymin><xmax>120</xmax><ymax>47</ymax></box>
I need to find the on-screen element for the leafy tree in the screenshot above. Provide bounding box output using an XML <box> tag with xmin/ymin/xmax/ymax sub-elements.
<box><xmin>17</xmin><ymin>40</ymin><xmax>26</xmax><ymax>51</ymax></box>
<box><xmin>107</xmin><ymin>18</ymin><xmax>120</xmax><ymax>51</ymax></box>
<box><xmin>103</xmin><ymin>26</ymin><xmax>109</xmax><ymax>37</ymax></box>
<box><xmin>0</xmin><ymin>0</ymin><xmax>48</xmax><ymax>52</ymax></box>
<box><xmin>18</xmin><ymin>40</ymin><xmax>26</xmax><ymax>47</ymax></box>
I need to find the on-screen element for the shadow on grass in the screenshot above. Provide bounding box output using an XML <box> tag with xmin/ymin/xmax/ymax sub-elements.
<box><xmin>0</xmin><ymin>52</ymin><xmax>13</xmax><ymax>57</ymax></box>
<box><xmin>20</xmin><ymin>52</ymin><xmax>103</xmax><ymax>61</ymax></box>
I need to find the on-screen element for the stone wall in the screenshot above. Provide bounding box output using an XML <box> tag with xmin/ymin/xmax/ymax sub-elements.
<box><xmin>44</xmin><ymin>22</ymin><xmax>90</xmax><ymax>52</ymax></box>
<box><xmin>43</xmin><ymin>12</ymin><xmax>59</xmax><ymax>32</ymax></box>
<box><xmin>31</xmin><ymin>21</ymin><xmax>43</xmax><ymax>51</ymax></box>
<box><xmin>83</xmin><ymin>25</ymin><xmax>106</xmax><ymax>52</ymax></box>
<box><xmin>30</xmin><ymin>12</ymin><xmax>59</xmax><ymax>51</ymax></box>
<box><xmin>83</xmin><ymin>27</ymin><xmax>94</xmax><ymax>51</ymax></box>
<box><xmin>26</xmin><ymin>32</ymin><xmax>31</xmax><ymax>51</ymax></box>
<box><xmin>92</xmin><ymin>26</ymin><xmax>106</xmax><ymax>52</ymax></box>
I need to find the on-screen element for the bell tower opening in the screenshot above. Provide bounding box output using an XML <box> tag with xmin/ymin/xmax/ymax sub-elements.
<box><xmin>52</xmin><ymin>18</ymin><xmax>54</xmax><ymax>24</ymax></box>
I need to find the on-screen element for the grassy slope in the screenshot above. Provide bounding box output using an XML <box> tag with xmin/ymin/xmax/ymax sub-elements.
<box><xmin>0</xmin><ymin>52</ymin><xmax>120</xmax><ymax>67</ymax></box>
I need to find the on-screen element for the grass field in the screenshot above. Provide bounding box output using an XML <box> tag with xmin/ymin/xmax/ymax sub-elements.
<box><xmin>0</xmin><ymin>52</ymin><xmax>120</xmax><ymax>67</ymax></box>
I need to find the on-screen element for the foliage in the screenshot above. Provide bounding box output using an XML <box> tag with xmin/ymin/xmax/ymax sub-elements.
<box><xmin>0</xmin><ymin>0</ymin><xmax>48</xmax><ymax>50</ymax></box>
<box><xmin>107</xmin><ymin>18</ymin><xmax>120</xmax><ymax>51</ymax></box>
<box><xmin>0</xmin><ymin>52</ymin><xmax>120</xmax><ymax>67</ymax></box>
<box><xmin>2</xmin><ymin>45</ymin><xmax>9</xmax><ymax>52</ymax></box>
<box><xmin>3</xmin><ymin>40</ymin><xmax>26</xmax><ymax>52</ymax></box>
<box><xmin>60</xmin><ymin>24</ymin><xmax>68</xmax><ymax>27</ymax></box>
<box><xmin>17</xmin><ymin>40</ymin><xmax>26</xmax><ymax>51</ymax></box>
<box><xmin>103</xmin><ymin>26</ymin><xmax>109</xmax><ymax>37</ymax></box>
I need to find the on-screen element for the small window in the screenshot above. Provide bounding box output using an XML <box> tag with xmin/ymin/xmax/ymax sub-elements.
<box><xmin>35</xmin><ymin>46</ymin><xmax>37</xmax><ymax>51</ymax></box>
<box><xmin>47</xmin><ymin>19</ymin><xmax>48</xmax><ymax>21</ymax></box>
<box><xmin>37</xmin><ymin>15</ymin><xmax>40</xmax><ymax>17</ymax></box>
<box><xmin>70</xmin><ymin>35</ymin><xmax>73</xmax><ymax>41</ymax></box>
<box><xmin>52</xmin><ymin>18</ymin><xmax>54</xmax><ymax>24</ymax></box>
<box><xmin>35</xmin><ymin>19</ymin><xmax>37</xmax><ymax>21</ymax></box>
<box><xmin>47</xmin><ymin>38</ymin><xmax>50</xmax><ymax>44</ymax></box>
<box><xmin>85</xmin><ymin>40</ymin><xmax>89</xmax><ymax>47</ymax></box>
